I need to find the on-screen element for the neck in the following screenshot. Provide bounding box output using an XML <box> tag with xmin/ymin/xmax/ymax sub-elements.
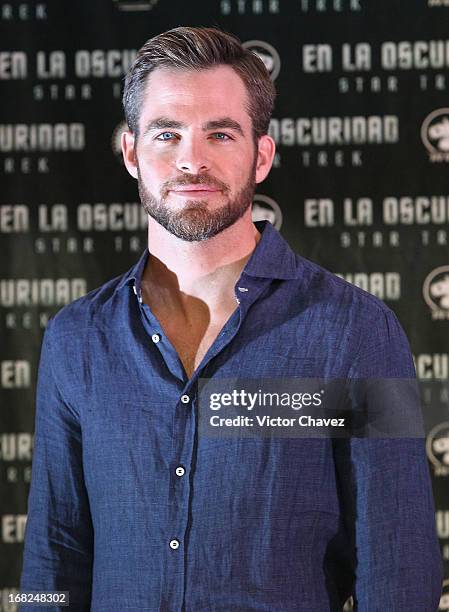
<box><xmin>141</xmin><ymin>210</ymin><xmax>261</xmax><ymax>310</ymax></box>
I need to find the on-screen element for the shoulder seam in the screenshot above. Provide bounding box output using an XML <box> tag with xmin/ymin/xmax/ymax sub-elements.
<box><xmin>298</xmin><ymin>255</ymin><xmax>394</xmax><ymax>316</ymax></box>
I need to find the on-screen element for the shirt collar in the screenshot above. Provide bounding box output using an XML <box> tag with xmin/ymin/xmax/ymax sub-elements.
<box><xmin>115</xmin><ymin>220</ymin><xmax>298</xmax><ymax>295</ymax></box>
<box><xmin>243</xmin><ymin>220</ymin><xmax>298</xmax><ymax>280</ymax></box>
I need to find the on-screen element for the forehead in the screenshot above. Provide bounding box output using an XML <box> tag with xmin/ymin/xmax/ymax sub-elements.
<box><xmin>138</xmin><ymin>65</ymin><xmax>251</xmax><ymax>129</ymax></box>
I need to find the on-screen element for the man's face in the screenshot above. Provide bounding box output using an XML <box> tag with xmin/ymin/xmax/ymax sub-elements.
<box><xmin>122</xmin><ymin>65</ymin><xmax>273</xmax><ymax>242</ymax></box>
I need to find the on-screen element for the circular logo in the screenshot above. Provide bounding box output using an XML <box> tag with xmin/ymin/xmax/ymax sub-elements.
<box><xmin>242</xmin><ymin>40</ymin><xmax>281</xmax><ymax>81</ymax></box>
<box><xmin>252</xmin><ymin>195</ymin><xmax>283</xmax><ymax>230</ymax></box>
<box><xmin>439</xmin><ymin>579</ymin><xmax>449</xmax><ymax>611</ymax></box>
<box><xmin>423</xmin><ymin>265</ymin><xmax>449</xmax><ymax>312</ymax></box>
<box><xmin>426</xmin><ymin>421</ymin><xmax>449</xmax><ymax>470</ymax></box>
<box><xmin>111</xmin><ymin>121</ymin><xmax>128</xmax><ymax>162</ymax></box>
<box><xmin>421</xmin><ymin>108</ymin><xmax>449</xmax><ymax>154</ymax></box>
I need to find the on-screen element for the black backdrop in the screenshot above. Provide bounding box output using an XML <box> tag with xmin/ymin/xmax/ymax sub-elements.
<box><xmin>2</xmin><ymin>1</ymin><xmax>449</xmax><ymax>609</ymax></box>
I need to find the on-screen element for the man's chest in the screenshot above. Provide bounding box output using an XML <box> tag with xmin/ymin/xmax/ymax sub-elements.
<box><xmin>155</xmin><ymin>310</ymin><xmax>237</xmax><ymax>379</ymax></box>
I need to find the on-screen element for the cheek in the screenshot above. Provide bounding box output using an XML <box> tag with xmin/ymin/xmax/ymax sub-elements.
<box><xmin>220</xmin><ymin>149</ymin><xmax>250</xmax><ymax>174</ymax></box>
<box><xmin>137</xmin><ymin>156</ymin><xmax>169</xmax><ymax>185</ymax></box>
<box><xmin>231</xmin><ymin>159</ymin><xmax>254</xmax><ymax>185</ymax></box>
<box><xmin>137</xmin><ymin>142</ymin><xmax>171</xmax><ymax>168</ymax></box>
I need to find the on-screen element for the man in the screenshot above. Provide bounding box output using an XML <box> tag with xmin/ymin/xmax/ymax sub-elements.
<box><xmin>20</xmin><ymin>27</ymin><xmax>442</xmax><ymax>611</ymax></box>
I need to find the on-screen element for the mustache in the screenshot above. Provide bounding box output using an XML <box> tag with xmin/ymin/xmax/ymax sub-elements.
<box><xmin>161</xmin><ymin>174</ymin><xmax>229</xmax><ymax>195</ymax></box>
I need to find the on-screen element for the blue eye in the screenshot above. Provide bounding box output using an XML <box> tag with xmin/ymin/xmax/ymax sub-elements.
<box><xmin>156</xmin><ymin>132</ymin><xmax>175</xmax><ymax>141</ymax></box>
<box><xmin>212</xmin><ymin>133</ymin><xmax>230</xmax><ymax>140</ymax></box>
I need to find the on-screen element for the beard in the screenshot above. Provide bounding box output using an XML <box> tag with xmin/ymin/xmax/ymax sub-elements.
<box><xmin>136</xmin><ymin>153</ymin><xmax>257</xmax><ymax>242</ymax></box>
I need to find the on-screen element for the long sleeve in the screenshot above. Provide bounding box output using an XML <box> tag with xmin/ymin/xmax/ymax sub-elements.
<box><xmin>333</xmin><ymin>309</ymin><xmax>443</xmax><ymax>611</ymax></box>
<box><xmin>20</xmin><ymin>318</ymin><xmax>94</xmax><ymax>611</ymax></box>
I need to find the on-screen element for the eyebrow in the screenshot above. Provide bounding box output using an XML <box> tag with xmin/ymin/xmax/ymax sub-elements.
<box><xmin>142</xmin><ymin>116</ymin><xmax>245</xmax><ymax>137</ymax></box>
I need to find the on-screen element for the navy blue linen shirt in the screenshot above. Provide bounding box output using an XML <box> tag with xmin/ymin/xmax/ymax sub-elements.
<box><xmin>20</xmin><ymin>220</ymin><xmax>442</xmax><ymax>611</ymax></box>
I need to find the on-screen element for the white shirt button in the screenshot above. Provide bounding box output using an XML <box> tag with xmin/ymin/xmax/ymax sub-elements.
<box><xmin>169</xmin><ymin>539</ymin><xmax>180</xmax><ymax>550</ymax></box>
<box><xmin>181</xmin><ymin>395</ymin><xmax>190</xmax><ymax>404</ymax></box>
<box><xmin>151</xmin><ymin>334</ymin><xmax>160</xmax><ymax>343</ymax></box>
<box><xmin>175</xmin><ymin>466</ymin><xmax>185</xmax><ymax>477</ymax></box>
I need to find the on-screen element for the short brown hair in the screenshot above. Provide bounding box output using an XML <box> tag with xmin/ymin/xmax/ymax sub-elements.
<box><xmin>122</xmin><ymin>26</ymin><xmax>276</xmax><ymax>143</ymax></box>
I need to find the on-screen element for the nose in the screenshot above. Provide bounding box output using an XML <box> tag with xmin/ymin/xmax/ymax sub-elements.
<box><xmin>175</xmin><ymin>136</ymin><xmax>211</xmax><ymax>175</ymax></box>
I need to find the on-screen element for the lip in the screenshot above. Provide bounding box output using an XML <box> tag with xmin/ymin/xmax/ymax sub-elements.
<box><xmin>170</xmin><ymin>187</ymin><xmax>220</xmax><ymax>197</ymax></box>
<box><xmin>171</xmin><ymin>186</ymin><xmax>220</xmax><ymax>193</ymax></box>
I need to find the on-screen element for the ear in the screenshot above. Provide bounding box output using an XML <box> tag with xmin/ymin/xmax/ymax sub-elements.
<box><xmin>255</xmin><ymin>134</ymin><xmax>276</xmax><ymax>184</ymax></box>
<box><xmin>121</xmin><ymin>130</ymin><xmax>138</xmax><ymax>179</ymax></box>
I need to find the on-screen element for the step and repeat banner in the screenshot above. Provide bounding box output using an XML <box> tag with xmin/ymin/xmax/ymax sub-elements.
<box><xmin>1</xmin><ymin>0</ymin><xmax>449</xmax><ymax>609</ymax></box>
